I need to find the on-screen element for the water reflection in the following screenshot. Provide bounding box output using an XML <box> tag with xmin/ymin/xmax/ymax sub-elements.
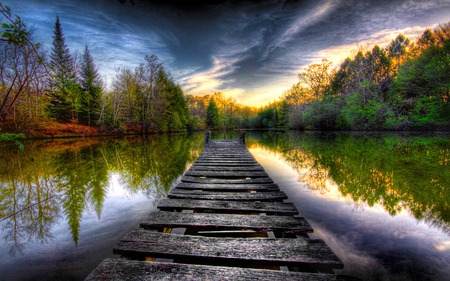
<box><xmin>247</xmin><ymin>131</ymin><xmax>450</xmax><ymax>234</ymax></box>
<box><xmin>0</xmin><ymin>133</ymin><xmax>203</xmax><ymax>254</ymax></box>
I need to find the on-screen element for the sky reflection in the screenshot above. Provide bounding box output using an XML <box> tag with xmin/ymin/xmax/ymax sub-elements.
<box><xmin>249</xmin><ymin>142</ymin><xmax>450</xmax><ymax>281</ymax></box>
<box><xmin>0</xmin><ymin>181</ymin><xmax>157</xmax><ymax>281</ymax></box>
<box><xmin>0</xmin><ymin>133</ymin><xmax>203</xmax><ymax>280</ymax></box>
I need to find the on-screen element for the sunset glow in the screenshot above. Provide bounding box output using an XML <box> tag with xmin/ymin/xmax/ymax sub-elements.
<box><xmin>10</xmin><ymin>0</ymin><xmax>450</xmax><ymax>107</ymax></box>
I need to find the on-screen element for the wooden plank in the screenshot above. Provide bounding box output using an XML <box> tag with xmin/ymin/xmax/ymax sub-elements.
<box><xmin>181</xmin><ymin>176</ymin><xmax>273</xmax><ymax>184</ymax></box>
<box><xmin>156</xmin><ymin>199</ymin><xmax>298</xmax><ymax>215</ymax></box>
<box><xmin>190</xmin><ymin>162</ymin><xmax>261</xmax><ymax>167</ymax></box>
<box><xmin>190</xmin><ymin>165</ymin><xmax>264</xmax><ymax>171</ymax></box>
<box><xmin>195</xmin><ymin>160</ymin><xmax>258</xmax><ymax>164</ymax></box>
<box><xmin>200</xmin><ymin>153</ymin><xmax>253</xmax><ymax>157</ymax></box>
<box><xmin>175</xmin><ymin>182</ymin><xmax>279</xmax><ymax>191</ymax></box>
<box><xmin>140</xmin><ymin>212</ymin><xmax>311</xmax><ymax>233</ymax></box>
<box><xmin>185</xmin><ymin>170</ymin><xmax>269</xmax><ymax>178</ymax></box>
<box><xmin>168</xmin><ymin>190</ymin><xmax>287</xmax><ymax>201</ymax></box>
<box><xmin>86</xmin><ymin>259</ymin><xmax>338</xmax><ymax>281</ymax></box>
<box><xmin>114</xmin><ymin>231</ymin><xmax>343</xmax><ymax>268</ymax></box>
<box><xmin>199</xmin><ymin>154</ymin><xmax>251</xmax><ymax>157</ymax></box>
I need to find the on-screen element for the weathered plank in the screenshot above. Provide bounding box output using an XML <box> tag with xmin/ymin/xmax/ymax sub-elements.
<box><xmin>200</xmin><ymin>153</ymin><xmax>253</xmax><ymax>157</ymax></box>
<box><xmin>185</xmin><ymin>170</ymin><xmax>269</xmax><ymax>178</ymax></box>
<box><xmin>175</xmin><ymin>182</ymin><xmax>279</xmax><ymax>191</ymax></box>
<box><xmin>190</xmin><ymin>162</ymin><xmax>261</xmax><ymax>167</ymax></box>
<box><xmin>168</xmin><ymin>190</ymin><xmax>287</xmax><ymax>201</ymax></box>
<box><xmin>86</xmin><ymin>259</ymin><xmax>338</xmax><ymax>281</ymax></box>
<box><xmin>156</xmin><ymin>199</ymin><xmax>297</xmax><ymax>215</ymax></box>
<box><xmin>114</xmin><ymin>231</ymin><xmax>343</xmax><ymax>268</ymax></box>
<box><xmin>181</xmin><ymin>176</ymin><xmax>273</xmax><ymax>184</ymax></box>
<box><xmin>190</xmin><ymin>165</ymin><xmax>264</xmax><ymax>171</ymax></box>
<box><xmin>140</xmin><ymin>212</ymin><xmax>311</xmax><ymax>233</ymax></box>
<box><xmin>195</xmin><ymin>160</ymin><xmax>258</xmax><ymax>165</ymax></box>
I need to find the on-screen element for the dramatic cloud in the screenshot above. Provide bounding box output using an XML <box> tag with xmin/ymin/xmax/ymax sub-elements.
<box><xmin>9</xmin><ymin>0</ymin><xmax>450</xmax><ymax>106</ymax></box>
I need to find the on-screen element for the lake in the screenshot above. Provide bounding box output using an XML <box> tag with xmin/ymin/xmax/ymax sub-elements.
<box><xmin>0</xmin><ymin>131</ymin><xmax>448</xmax><ymax>280</ymax></box>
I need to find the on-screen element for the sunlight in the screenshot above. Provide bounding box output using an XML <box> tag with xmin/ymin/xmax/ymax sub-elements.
<box><xmin>107</xmin><ymin>173</ymin><xmax>127</xmax><ymax>197</ymax></box>
<box><xmin>181</xmin><ymin>56</ymin><xmax>240</xmax><ymax>95</ymax></box>
<box><xmin>435</xmin><ymin>241</ymin><xmax>450</xmax><ymax>251</ymax></box>
<box><xmin>313</xmin><ymin>25</ymin><xmax>431</xmax><ymax>69</ymax></box>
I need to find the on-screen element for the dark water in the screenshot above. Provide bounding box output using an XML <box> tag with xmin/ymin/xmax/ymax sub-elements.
<box><xmin>0</xmin><ymin>131</ymin><xmax>448</xmax><ymax>280</ymax></box>
<box><xmin>0</xmin><ymin>133</ymin><xmax>203</xmax><ymax>281</ymax></box>
<box><xmin>246</xmin><ymin>131</ymin><xmax>449</xmax><ymax>281</ymax></box>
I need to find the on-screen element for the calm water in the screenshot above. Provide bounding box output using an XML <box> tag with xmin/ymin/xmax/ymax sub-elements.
<box><xmin>0</xmin><ymin>131</ymin><xmax>448</xmax><ymax>280</ymax></box>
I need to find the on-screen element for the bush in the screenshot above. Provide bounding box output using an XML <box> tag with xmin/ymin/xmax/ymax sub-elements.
<box><xmin>0</xmin><ymin>133</ymin><xmax>26</xmax><ymax>152</ymax></box>
<box><xmin>341</xmin><ymin>93</ymin><xmax>395</xmax><ymax>130</ymax></box>
<box><xmin>302</xmin><ymin>96</ymin><xmax>343</xmax><ymax>130</ymax></box>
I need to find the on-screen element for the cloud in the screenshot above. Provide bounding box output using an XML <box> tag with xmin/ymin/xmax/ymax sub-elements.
<box><xmin>263</xmin><ymin>0</ymin><xmax>338</xmax><ymax>58</ymax></box>
<box><xmin>313</xmin><ymin>25</ymin><xmax>431</xmax><ymax>68</ymax></box>
<box><xmin>181</xmin><ymin>56</ymin><xmax>241</xmax><ymax>94</ymax></box>
<box><xmin>9</xmin><ymin>0</ymin><xmax>450</xmax><ymax>105</ymax></box>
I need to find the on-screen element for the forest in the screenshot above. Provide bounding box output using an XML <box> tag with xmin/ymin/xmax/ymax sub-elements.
<box><xmin>0</xmin><ymin>3</ymin><xmax>448</xmax><ymax>143</ymax></box>
<box><xmin>252</xmin><ymin>23</ymin><xmax>449</xmax><ymax>131</ymax></box>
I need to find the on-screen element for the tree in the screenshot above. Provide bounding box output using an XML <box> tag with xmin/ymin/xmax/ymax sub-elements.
<box><xmin>387</xmin><ymin>34</ymin><xmax>410</xmax><ymax>59</ymax></box>
<box><xmin>298</xmin><ymin>58</ymin><xmax>333</xmax><ymax>100</ymax></box>
<box><xmin>104</xmin><ymin>54</ymin><xmax>191</xmax><ymax>133</ymax></box>
<box><xmin>48</xmin><ymin>16</ymin><xmax>79</xmax><ymax>122</ymax></box>
<box><xmin>394</xmin><ymin>36</ymin><xmax>450</xmax><ymax>125</ymax></box>
<box><xmin>0</xmin><ymin>4</ymin><xmax>48</xmax><ymax>123</ymax></box>
<box><xmin>78</xmin><ymin>45</ymin><xmax>102</xmax><ymax>126</ymax></box>
<box><xmin>206</xmin><ymin>97</ymin><xmax>219</xmax><ymax>128</ymax></box>
<box><xmin>138</xmin><ymin>55</ymin><xmax>163</xmax><ymax>132</ymax></box>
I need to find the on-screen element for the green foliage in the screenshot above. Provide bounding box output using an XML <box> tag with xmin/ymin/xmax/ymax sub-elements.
<box><xmin>101</xmin><ymin>54</ymin><xmax>191</xmax><ymax>133</ymax></box>
<box><xmin>251</xmin><ymin>106</ymin><xmax>275</xmax><ymax>128</ymax></box>
<box><xmin>48</xmin><ymin>79</ymin><xmax>82</xmax><ymax>122</ymax></box>
<box><xmin>48</xmin><ymin>16</ymin><xmax>80</xmax><ymax>123</ymax></box>
<box><xmin>339</xmin><ymin>93</ymin><xmax>394</xmax><ymax>130</ymax></box>
<box><xmin>387</xmin><ymin>34</ymin><xmax>410</xmax><ymax>58</ymax></box>
<box><xmin>0</xmin><ymin>133</ymin><xmax>204</xmax><ymax>248</ymax></box>
<box><xmin>276</xmin><ymin>22</ymin><xmax>450</xmax><ymax>131</ymax></box>
<box><xmin>0</xmin><ymin>4</ymin><xmax>49</xmax><ymax>123</ymax></box>
<box><xmin>394</xmin><ymin>39</ymin><xmax>449</xmax><ymax>127</ymax></box>
<box><xmin>302</xmin><ymin>96</ymin><xmax>343</xmax><ymax>130</ymax></box>
<box><xmin>79</xmin><ymin>45</ymin><xmax>102</xmax><ymax>126</ymax></box>
<box><xmin>0</xmin><ymin>4</ymin><xmax>29</xmax><ymax>46</ymax></box>
<box><xmin>206</xmin><ymin>97</ymin><xmax>219</xmax><ymax>128</ymax></box>
<box><xmin>249</xmin><ymin>131</ymin><xmax>450</xmax><ymax>232</ymax></box>
<box><xmin>0</xmin><ymin>133</ymin><xmax>25</xmax><ymax>152</ymax></box>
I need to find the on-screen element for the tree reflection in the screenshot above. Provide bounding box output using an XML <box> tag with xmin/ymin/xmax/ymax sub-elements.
<box><xmin>0</xmin><ymin>133</ymin><xmax>203</xmax><ymax>253</ymax></box>
<box><xmin>249</xmin><ymin>131</ymin><xmax>450</xmax><ymax>233</ymax></box>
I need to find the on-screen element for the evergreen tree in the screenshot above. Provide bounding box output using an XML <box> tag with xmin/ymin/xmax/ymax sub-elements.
<box><xmin>48</xmin><ymin>16</ymin><xmax>79</xmax><ymax>122</ymax></box>
<box><xmin>206</xmin><ymin>97</ymin><xmax>219</xmax><ymax>128</ymax></box>
<box><xmin>79</xmin><ymin>45</ymin><xmax>102</xmax><ymax>126</ymax></box>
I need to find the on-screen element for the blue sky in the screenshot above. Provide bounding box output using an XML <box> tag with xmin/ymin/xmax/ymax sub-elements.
<box><xmin>8</xmin><ymin>0</ymin><xmax>450</xmax><ymax>106</ymax></box>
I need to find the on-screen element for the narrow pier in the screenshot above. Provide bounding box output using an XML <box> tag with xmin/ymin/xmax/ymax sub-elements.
<box><xmin>86</xmin><ymin>135</ymin><xmax>343</xmax><ymax>280</ymax></box>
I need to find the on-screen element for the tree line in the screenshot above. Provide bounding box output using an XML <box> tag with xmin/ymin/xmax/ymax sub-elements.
<box><xmin>252</xmin><ymin>23</ymin><xmax>449</xmax><ymax>130</ymax></box>
<box><xmin>186</xmin><ymin>92</ymin><xmax>257</xmax><ymax>130</ymax></box>
<box><xmin>1</xmin><ymin>3</ymin><xmax>448</xmax><ymax>136</ymax></box>
<box><xmin>0</xmin><ymin>4</ymin><xmax>191</xmax><ymax>135</ymax></box>
<box><xmin>185</xmin><ymin>22</ymin><xmax>449</xmax><ymax>131</ymax></box>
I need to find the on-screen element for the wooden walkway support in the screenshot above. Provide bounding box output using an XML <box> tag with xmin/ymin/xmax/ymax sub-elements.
<box><xmin>86</xmin><ymin>138</ymin><xmax>343</xmax><ymax>280</ymax></box>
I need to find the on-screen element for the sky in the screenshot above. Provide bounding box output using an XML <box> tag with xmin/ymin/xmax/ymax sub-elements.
<box><xmin>8</xmin><ymin>0</ymin><xmax>450</xmax><ymax>106</ymax></box>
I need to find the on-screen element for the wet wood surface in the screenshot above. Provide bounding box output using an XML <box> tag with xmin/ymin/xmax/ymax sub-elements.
<box><xmin>168</xmin><ymin>190</ymin><xmax>287</xmax><ymax>201</ymax></box>
<box><xmin>157</xmin><ymin>199</ymin><xmax>298</xmax><ymax>215</ymax></box>
<box><xmin>114</xmin><ymin>231</ymin><xmax>343</xmax><ymax>268</ymax></box>
<box><xmin>87</xmin><ymin>139</ymin><xmax>343</xmax><ymax>280</ymax></box>
<box><xmin>181</xmin><ymin>176</ymin><xmax>274</xmax><ymax>184</ymax></box>
<box><xmin>175</xmin><ymin>182</ymin><xmax>280</xmax><ymax>191</ymax></box>
<box><xmin>140</xmin><ymin>212</ymin><xmax>312</xmax><ymax>233</ymax></box>
<box><xmin>190</xmin><ymin>165</ymin><xmax>265</xmax><ymax>171</ymax></box>
<box><xmin>185</xmin><ymin>170</ymin><xmax>269</xmax><ymax>178</ymax></box>
<box><xmin>86</xmin><ymin>259</ymin><xmax>339</xmax><ymax>281</ymax></box>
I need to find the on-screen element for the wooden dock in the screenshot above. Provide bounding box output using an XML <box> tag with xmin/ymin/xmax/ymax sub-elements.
<box><xmin>86</xmin><ymin>137</ymin><xmax>343</xmax><ymax>280</ymax></box>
